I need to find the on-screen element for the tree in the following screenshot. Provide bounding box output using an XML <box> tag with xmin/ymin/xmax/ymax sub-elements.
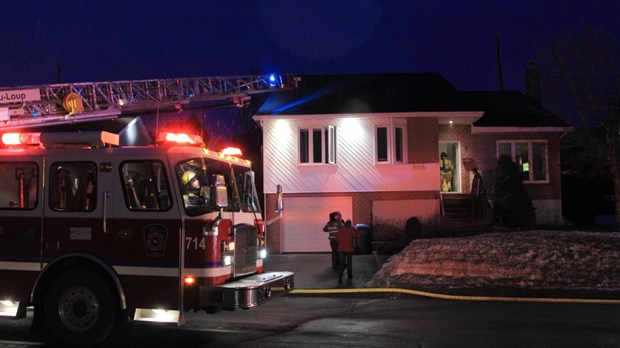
<box><xmin>494</xmin><ymin>155</ymin><xmax>536</xmax><ymax>228</ymax></box>
<box><xmin>537</xmin><ymin>29</ymin><xmax>620</xmax><ymax>227</ymax></box>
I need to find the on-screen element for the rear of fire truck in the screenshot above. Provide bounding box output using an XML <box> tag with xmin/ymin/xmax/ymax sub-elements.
<box><xmin>0</xmin><ymin>129</ymin><xmax>293</xmax><ymax>347</ymax></box>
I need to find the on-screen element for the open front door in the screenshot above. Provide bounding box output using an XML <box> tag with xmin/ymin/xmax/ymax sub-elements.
<box><xmin>438</xmin><ymin>142</ymin><xmax>461</xmax><ymax>193</ymax></box>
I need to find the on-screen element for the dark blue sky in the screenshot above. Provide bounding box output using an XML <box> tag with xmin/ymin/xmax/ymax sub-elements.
<box><xmin>1</xmin><ymin>0</ymin><xmax>618</xmax><ymax>92</ymax></box>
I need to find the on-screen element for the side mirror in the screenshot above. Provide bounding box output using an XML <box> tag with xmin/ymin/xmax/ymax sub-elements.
<box><xmin>212</xmin><ymin>174</ymin><xmax>228</xmax><ymax>208</ymax></box>
<box><xmin>275</xmin><ymin>184</ymin><xmax>283</xmax><ymax>213</ymax></box>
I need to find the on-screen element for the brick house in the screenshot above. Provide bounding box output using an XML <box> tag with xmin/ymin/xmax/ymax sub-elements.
<box><xmin>253</xmin><ymin>72</ymin><xmax>571</xmax><ymax>253</ymax></box>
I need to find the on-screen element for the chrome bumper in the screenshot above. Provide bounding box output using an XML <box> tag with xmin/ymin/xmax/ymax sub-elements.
<box><xmin>200</xmin><ymin>271</ymin><xmax>294</xmax><ymax>309</ymax></box>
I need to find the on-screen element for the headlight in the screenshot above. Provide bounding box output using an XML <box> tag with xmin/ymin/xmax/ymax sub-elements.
<box><xmin>259</xmin><ymin>249</ymin><xmax>267</xmax><ymax>259</ymax></box>
<box><xmin>223</xmin><ymin>255</ymin><xmax>232</xmax><ymax>266</ymax></box>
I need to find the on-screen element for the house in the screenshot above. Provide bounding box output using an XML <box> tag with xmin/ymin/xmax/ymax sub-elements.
<box><xmin>253</xmin><ymin>70</ymin><xmax>572</xmax><ymax>253</ymax></box>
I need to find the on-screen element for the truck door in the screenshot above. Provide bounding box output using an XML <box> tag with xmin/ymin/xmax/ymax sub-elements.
<box><xmin>108</xmin><ymin>157</ymin><xmax>183</xmax><ymax>310</ymax></box>
<box><xmin>0</xmin><ymin>156</ymin><xmax>44</xmax><ymax>302</ymax></box>
<box><xmin>41</xmin><ymin>156</ymin><xmax>112</xmax><ymax>260</ymax></box>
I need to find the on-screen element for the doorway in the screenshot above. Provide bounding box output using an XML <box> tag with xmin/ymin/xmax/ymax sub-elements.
<box><xmin>438</xmin><ymin>142</ymin><xmax>461</xmax><ymax>193</ymax></box>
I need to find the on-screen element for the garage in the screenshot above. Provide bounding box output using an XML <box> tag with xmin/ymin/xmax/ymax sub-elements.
<box><xmin>281</xmin><ymin>196</ymin><xmax>352</xmax><ymax>253</ymax></box>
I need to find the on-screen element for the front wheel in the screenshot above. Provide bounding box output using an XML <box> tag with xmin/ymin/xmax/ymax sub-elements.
<box><xmin>44</xmin><ymin>268</ymin><xmax>119</xmax><ymax>347</ymax></box>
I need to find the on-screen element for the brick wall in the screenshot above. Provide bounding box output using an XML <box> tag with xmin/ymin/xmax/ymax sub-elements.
<box><xmin>439</xmin><ymin>124</ymin><xmax>563</xmax><ymax>200</ymax></box>
<box><xmin>409</xmin><ymin>118</ymin><xmax>438</xmax><ymax>163</ymax></box>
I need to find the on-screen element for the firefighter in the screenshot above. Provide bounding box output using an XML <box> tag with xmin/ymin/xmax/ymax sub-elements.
<box><xmin>323</xmin><ymin>211</ymin><xmax>344</xmax><ymax>270</ymax></box>
<box><xmin>181</xmin><ymin>170</ymin><xmax>208</xmax><ymax>207</ymax></box>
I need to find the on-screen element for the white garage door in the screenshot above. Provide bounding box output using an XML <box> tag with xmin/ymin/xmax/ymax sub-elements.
<box><xmin>281</xmin><ymin>196</ymin><xmax>352</xmax><ymax>253</ymax></box>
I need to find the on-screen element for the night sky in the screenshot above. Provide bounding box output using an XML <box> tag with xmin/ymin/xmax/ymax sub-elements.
<box><xmin>1</xmin><ymin>1</ymin><xmax>618</xmax><ymax>92</ymax></box>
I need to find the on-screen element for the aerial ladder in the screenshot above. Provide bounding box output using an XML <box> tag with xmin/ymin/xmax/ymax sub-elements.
<box><xmin>0</xmin><ymin>74</ymin><xmax>297</xmax><ymax>131</ymax></box>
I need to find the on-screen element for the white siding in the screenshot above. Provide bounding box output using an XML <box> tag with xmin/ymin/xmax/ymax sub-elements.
<box><xmin>261</xmin><ymin>117</ymin><xmax>439</xmax><ymax>194</ymax></box>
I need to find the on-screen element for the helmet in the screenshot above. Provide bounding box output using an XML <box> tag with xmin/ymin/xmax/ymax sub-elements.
<box><xmin>181</xmin><ymin>171</ymin><xmax>197</xmax><ymax>186</ymax></box>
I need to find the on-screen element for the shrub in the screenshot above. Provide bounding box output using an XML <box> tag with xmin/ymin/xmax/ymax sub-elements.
<box><xmin>494</xmin><ymin>155</ymin><xmax>536</xmax><ymax>228</ymax></box>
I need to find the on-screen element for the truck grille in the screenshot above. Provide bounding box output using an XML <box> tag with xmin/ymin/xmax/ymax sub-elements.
<box><xmin>234</xmin><ymin>224</ymin><xmax>258</xmax><ymax>277</ymax></box>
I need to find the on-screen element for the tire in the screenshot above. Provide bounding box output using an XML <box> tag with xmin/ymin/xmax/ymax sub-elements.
<box><xmin>44</xmin><ymin>268</ymin><xmax>118</xmax><ymax>347</ymax></box>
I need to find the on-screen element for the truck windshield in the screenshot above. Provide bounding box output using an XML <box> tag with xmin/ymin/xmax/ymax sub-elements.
<box><xmin>176</xmin><ymin>158</ymin><xmax>260</xmax><ymax>216</ymax></box>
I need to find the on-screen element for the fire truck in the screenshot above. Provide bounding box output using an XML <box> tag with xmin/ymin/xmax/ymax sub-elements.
<box><xmin>0</xmin><ymin>75</ymin><xmax>295</xmax><ymax>347</ymax></box>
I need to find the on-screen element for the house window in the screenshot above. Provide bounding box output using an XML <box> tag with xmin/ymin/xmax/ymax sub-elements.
<box><xmin>376</xmin><ymin>125</ymin><xmax>406</xmax><ymax>164</ymax></box>
<box><xmin>326</xmin><ymin>126</ymin><xmax>336</xmax><ymax>164</ymax></box>
<box><xmin>376</xmin><ymin>127</ymin><xmax>389</xmax><ymax>162</ymax></box>
<box><xmin>395</xmin><ymin>127</ymin><xmax>404</xmax><ymax>163</ymax></box>
<box><xmin>299</xmin><ymin>126</ymin><xmax>336</xmax><ymax>164</ymax></box>
<box><xmin>497</xmin><ymin>140</ymin><xmax>548</xmax><ymax>182</ymax></box>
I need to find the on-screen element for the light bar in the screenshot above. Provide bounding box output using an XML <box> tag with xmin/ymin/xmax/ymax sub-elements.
<box><xmin>220</xmin><ymin>147</ymin><xmax>242</xmax><ymax>157</ymax></box>
<box><xmin>157</xmin><ymin>132</ymin><xmax>203</xmax><ymax>145</ymax></box>
<box><xmin>1</xmin><ymin>132</ymin><xmax>41</xmax><ymax>146</ymax></box>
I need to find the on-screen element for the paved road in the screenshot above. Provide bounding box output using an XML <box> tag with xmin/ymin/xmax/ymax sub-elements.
<box><xmin>2</xmin><ymin>292</ymin><xmax>619</xmax><ymax>347</ymax></box>
<box><xmin>1</xmin><ymin>254</ymin><xmax>619</xmax><ymax>347</ymax></box>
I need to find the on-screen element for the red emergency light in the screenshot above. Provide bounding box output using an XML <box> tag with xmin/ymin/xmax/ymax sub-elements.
<box><xmin>1</xmin><ymin>132</ymin><xmax>41</xmax><ymax>146</ymax></box>
<box><xmin>156</xmin><ymin>132</ymin><xmax>203</xmax><ymax>145</ymax></box>
<box><xmin>220</xmin><ymin>147</ymin><xmax>242</xmax><ymax>157</ymax></box>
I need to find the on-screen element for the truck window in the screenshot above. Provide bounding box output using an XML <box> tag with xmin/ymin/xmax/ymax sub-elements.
<box><xmin>120</xmin><ymin>161</ymin><xmax>171</xmax><ymax>211</ymax></box>
<box><xmin>0</xmin><ymin>162</ymin><xmax>38</xmax><ymax>209</ymax></box>
<box><xmin>49</xmin><ymin>162</ymin><xmax>97</xmax><ymax>212</ymax></box>
<box><xmin>176</xmin><ymin>158</ymin><xmax>238</xmax><ymax>215</ymax></box>
<box><xmin>232</xmin><ymin>165</ymin><xmax>261</xmax><ymax>213</ymax></box>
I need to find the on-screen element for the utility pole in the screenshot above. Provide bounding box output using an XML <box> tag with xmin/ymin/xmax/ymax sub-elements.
<box><xmin>496</xmin><ymin>36</ymin><xmax>505</xmax><ymax>91</ymax></box>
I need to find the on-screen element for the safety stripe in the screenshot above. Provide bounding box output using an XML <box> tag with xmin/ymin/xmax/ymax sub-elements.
<box><xmin>114</xmin><ymin>265</ymin><xmax>233</xmax><ymax>278</ymax></box>
<box><xmin>0</xmin><ymin>261</ymin><xmax>43</xmax><ymax>272</ymax></box>
<box><xmin>2</xmin><ymin>260</ymin><xmax>258</xmax><ymax>279</ymax></box>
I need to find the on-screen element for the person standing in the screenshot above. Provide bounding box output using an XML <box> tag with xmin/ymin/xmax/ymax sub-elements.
<box><xmin>440</xmin><ymin>152</ymin><xmax>454</xmax><ymax>192</ymax></box>
<box><xmin>323</xmin><ymin>211</ymin><xmax>344</xmax><ymax>270</ymax></box>
<box><xmin>471</xmin><ymin>167</ymin><xmax>485</xmax><ymax>218</ymax></box>
<box><xmin>335</xmin><ymin>220</ymin><xmax>361</xmax><ymax>282</ymax></box>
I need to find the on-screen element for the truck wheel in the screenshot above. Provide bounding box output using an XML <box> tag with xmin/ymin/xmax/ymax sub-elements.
<box><xmin>44</xmin><ymin>268</ymin><xmax>118</xmax><ymax>347</ymax></box>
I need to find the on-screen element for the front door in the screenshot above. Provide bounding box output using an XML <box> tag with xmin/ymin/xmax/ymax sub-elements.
<box><xmin>438</xmin><ymin>142</ymin><xmax>461</xmax><ymax>193</ymax></box>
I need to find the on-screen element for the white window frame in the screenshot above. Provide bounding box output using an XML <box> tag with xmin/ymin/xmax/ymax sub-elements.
<box><xmin>496</xmin><ymin>139</ymin><xmax>549</xmax><ymax>183</ymax></box>
<box><xmin>299</xmin><ymin>126</ymin><xmax>337</xmax><ymax>165</ymax></box>
<box><xmin>375</xmin><ymin>120</ymin><xmax>407</xmax><ymax>164</ymax></box>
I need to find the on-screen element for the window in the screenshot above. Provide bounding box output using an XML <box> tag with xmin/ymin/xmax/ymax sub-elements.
<box><xmin>497</xmin><ymin>140</ymin><xmax>548</xmax><ymax>182</ymax></box>
<box><xmin>50</xmin><ymin>162</ymin><xmax>97</xmax><ymax>211</ymax></box>
<box><xmin>176</xmin><ymin>158</ymin><xmax>241</xmax><ymax>216</ymax></box>
<box><xmin>121</xmin><ymin>161</ymin><xmax>171</xmax><ymax>211</ymax></box>
<box><xmin>0</xmin><ymin>162</ymin><xmax>38</xmax><ymax>209</ymax></box>
<box><xmin>376</xmin><ymin>124</ymin><xmax>406</xmax><ymax>164</ymax></box>
<box><xmin>299</xmin><ymin>126</ymin><xmax>336</xmax><ymax>164</ymax></box>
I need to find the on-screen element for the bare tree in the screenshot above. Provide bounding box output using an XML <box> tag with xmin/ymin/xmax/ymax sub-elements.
<box><xmin>537</xmin><ymin>29</ymin><xmax>620</xmax><ymax>226</ymax></box>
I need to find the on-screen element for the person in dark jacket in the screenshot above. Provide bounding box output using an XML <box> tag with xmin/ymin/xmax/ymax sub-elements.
<box><xmin>335</xmin><ymin>220</ymin><xmax>361</xmax><ymax>282</ymax></box>
<box><xmin>323</xmin><ymin>211</ymin><xmax>344</xmax><ymax>269</ymax></box>
<box><xmin>471</xmin><ymin>167</ymin><xmax>486</xmax><ymax>218</ymax></box>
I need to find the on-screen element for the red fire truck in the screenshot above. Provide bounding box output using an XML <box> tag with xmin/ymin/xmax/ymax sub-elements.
<box><xmin>0</xmin><ymin>119</ymin><xmax>293</xmax><ymax>346</ymax></box>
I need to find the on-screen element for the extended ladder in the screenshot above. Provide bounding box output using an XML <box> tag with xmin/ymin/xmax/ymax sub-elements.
<box><xmin>0</xmin><ymin>74</ymin><xmax>296</xmax><ymax>130</ymax></box>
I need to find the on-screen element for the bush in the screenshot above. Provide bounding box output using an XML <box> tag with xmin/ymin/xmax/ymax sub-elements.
<box><xmin>494</xmin><ymin>155</ymin><xmax>536</xmax><ymax>228</ymax></box>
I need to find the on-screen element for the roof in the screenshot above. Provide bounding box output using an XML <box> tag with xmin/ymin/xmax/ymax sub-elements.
<box><xmin>255</xmin><ymin>73</ymin><xmax>571</xmax><ymax>129</ymax></box>
<box><xmin>466</xmin><ymin>91</ymin><xmax>571</xmax><ymax>128</ymax></box>
<box><xmin>256</xmin><ymin>73</ymin><xmax>475</xmax><ymax>115</ymax></box>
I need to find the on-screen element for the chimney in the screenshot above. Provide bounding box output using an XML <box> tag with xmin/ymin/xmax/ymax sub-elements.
<box><xmin>524</xmin><ymin>61</ymin><xmax>541</xmax><ymax>103</ymax></box>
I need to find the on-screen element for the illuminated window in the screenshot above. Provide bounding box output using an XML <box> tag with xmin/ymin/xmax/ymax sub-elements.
<box><xmin>496</xmin><ymin>140</ymin><xmax>548</xmax><ymax>182</ymax></box>
<box><xmin>376</xmin><ymin>123</ymin><xmax>406</xmax><ymax>164</ymax></box>
<box><xmin>299</xmin><ymin>126</ymin><xmax>336</xmax><ymax>164</ymax></box>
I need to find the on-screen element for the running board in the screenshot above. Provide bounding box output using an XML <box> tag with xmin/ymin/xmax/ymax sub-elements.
<box><xmin>200</xmin><ymin>271</ymin><xmax>294</xmax><ymax>309</ymax></box>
